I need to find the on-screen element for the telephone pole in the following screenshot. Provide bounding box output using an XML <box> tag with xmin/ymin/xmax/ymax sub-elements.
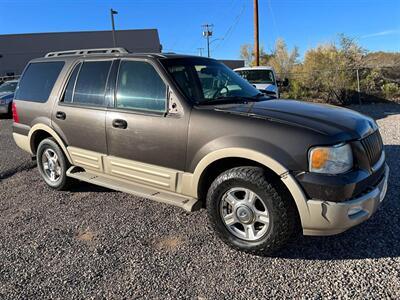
<box><xmin>202</xmin><ymin>24</ymin><xmax>213</xmax><ymax>58</ymax></box>
<box><xmin>253</xmin><ymin>0</ymin><xmax>260</xmax><ymax>66</ymax></box>
<box><xmin>197</xmin><ymin>48</ymin><xmax>204</xmax><ymax>56</ymax></box>
<box><xmin>110</xmin><ymin>8</ymin><xmax>118</xmax><ymax>47</ymax></box>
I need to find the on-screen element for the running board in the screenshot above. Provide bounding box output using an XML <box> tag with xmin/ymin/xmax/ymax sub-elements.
<box><xmin>66</xmin><ymin>167</ymin><xmax>200</xmax><ymax>212</ymax></box>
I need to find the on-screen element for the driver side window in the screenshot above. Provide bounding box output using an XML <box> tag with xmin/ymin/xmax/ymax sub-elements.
<box><xmin>116</xmin><ymin>60</ymin><xmax>167</xmax><ymax>113</ymax></box>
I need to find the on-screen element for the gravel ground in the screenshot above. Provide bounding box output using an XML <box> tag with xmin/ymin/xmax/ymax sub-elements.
<box><xmin>0</xmin><ymin>104</ymin><xmax>399</xmax><ymax>299</ymax></box>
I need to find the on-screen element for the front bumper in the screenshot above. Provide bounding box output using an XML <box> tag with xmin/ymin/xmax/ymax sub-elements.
<box><xmin>302</xmin><ymin>164</ymin><xmax>389</xmax><ymax>236</ymax></box>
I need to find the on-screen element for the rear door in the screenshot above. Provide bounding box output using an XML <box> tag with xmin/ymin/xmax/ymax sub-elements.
<box><xmin>52</xmin><ymin>59</ymin><xmax>114</xmax><ymax>172</ymax></box>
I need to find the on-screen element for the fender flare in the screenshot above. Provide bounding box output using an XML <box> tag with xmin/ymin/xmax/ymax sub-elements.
<box><xmin>28</xmin><ymin>124</ymin><xmax>73</xmax><ymax>164</ymax></box>
<box><xmin>188</xmin><ymin>148</ymin><xmax>311</xmax><ymax>226</ymax></box>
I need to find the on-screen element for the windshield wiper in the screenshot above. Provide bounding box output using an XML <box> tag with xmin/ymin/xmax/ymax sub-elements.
<box><xmin>195</xmin><ymin>93</ymin><xmax>270</xmax><ymax>106</ymax></box>
<box><xmin>194</xmin><ymin>96</ymin><xmax>249</xmax><ymax>106</ymax></box>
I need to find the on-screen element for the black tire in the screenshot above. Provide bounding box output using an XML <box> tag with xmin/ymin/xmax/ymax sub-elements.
<box><xmin>206</xmin><ymin>166</ymin><xmax>297</xmax><ymax>255</ymax></box>
<box><xmin>37</xmin><ymin>138</ymin><xmax>72</xmax><ymax>190</ymax></box>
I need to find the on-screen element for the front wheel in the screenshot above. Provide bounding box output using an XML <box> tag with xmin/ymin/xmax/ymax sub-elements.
<box><xmin>37</xmin><ymin>138</ymin><xmax>72</xmax><ymax>190</ymax></box>
<box><xmin>206</xmin><ymin>166</ymin><xmax>297</xmax><ymax>255</ymax></box>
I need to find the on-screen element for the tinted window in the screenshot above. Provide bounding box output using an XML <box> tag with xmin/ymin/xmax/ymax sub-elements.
<box><xmin>73</xmin><ymin>61</ymin><xmax>112</xmax><ymax>106</ymax></box>
<box><xmin>15</xmin><ymin>62</ymin><xmax>64</xmax><ymax>102</ymax></box>
<box><xmin>116</xmin><ymin>61</ymin><xmax>166</xmax><ymax>112</ymax></box>
<box><xmin>63</xmin><ymin>63</ymin><xmax>81</xmax><ymax>103</ymax></box>
<box><xmin>235</xmin><ymin>69</ymin><xmax>275</xmax><ymax>84</ymax></box>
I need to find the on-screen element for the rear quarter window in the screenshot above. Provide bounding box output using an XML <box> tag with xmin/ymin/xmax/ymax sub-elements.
<box><xmin>15</xmin><ymin>61</ymin><xmax>65</xmax><ymax>102</ymax></box>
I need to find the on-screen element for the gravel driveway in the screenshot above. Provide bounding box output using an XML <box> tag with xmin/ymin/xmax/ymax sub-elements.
<box><xmin>0</xmin><ymin>104</ymin><xmax>399</xmax><ymax>299</ymax></box>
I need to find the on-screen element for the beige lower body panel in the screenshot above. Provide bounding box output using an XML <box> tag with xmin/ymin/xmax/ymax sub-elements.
<box><xmin>66</xmin><ymin>167</ymin><xmax>199</xmax><ymax>211</ymax></box>
<box><xmin>68</xmin><ymin>146</ymin><xmax>105</xmax><ymax>172</ymax></box>
<box><xmin>65</xmin><ymin>146</ymin><xmax>197</xmax><ymax>210</ymax></box>
<box><xmin>302</xmin><ymin>165</ymin><xmax>389</xmax><ymax>236</ymax></box>
<box><xmin>13</xmin><ymin>133</ymin><xmax>32</xmax><ymax>154</ymax></box>
<box><xmin>104</xmin><ymin>156</ymin><xmax>178</xmax><ymax>192</ymax></box>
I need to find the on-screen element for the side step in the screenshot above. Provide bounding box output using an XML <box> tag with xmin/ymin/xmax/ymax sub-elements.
<box><xmin>66</xmin><ymin>167</ymin><xmax>200</xmax><ymax>212</ymax></box>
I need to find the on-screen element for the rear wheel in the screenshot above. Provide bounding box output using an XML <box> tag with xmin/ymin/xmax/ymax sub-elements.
<box><xmin>37</xmin><ymin>138</ymin><xmax>72</xmax><ymax>190</ymax></box>
<box><xmin>206</xmin><ymin>166</ymin><xmax>297</xmax><ymax>255</ymax></box>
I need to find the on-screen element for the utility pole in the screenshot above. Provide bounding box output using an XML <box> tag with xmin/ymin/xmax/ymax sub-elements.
<box><xmin>253</xmin><ymin>0</ymin><xmax>260</xmax><ymax>66</ymax></box>
<box><xmin>197</xmin><ymin>48</ymin><xmax>204</xmax><ymax>56</ymax></box>
<box><xmin>202</xmin><ymin>24</ymin><xmax>213</xmax><ymax>58</ymax></box>
<box><xmin>110</xmin><ymin>8</ymin><xmax>118</xmax><ymax>47</ymax></box>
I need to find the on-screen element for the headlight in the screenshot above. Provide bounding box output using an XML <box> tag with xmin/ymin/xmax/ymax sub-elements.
<box><xmin>309</xmin><ymin>143</ymin><xmax>353</xmax><ymax>174</ymax></box>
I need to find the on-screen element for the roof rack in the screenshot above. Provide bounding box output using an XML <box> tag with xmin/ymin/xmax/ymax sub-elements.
<box><xmin>45</xmin><ymin>47</ymin><xmax>129</xmax><ymax>58</ymax></box>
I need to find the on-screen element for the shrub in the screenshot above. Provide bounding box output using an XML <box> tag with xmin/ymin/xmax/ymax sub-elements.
<box><xmin>381</xmin><ymin>83</ymin><xmax>400</xmax><ymax>100</ymax></box>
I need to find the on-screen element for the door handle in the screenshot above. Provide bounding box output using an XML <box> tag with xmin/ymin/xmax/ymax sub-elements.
<box><xmin>112</xmin><ymin>119</ymin><xmax>128</xmax><ymax>129</ymax></box>
<box><xmin>56</xmin><ymin>111</ymin><xmax>66</xmax><ymax>120</ymax></box>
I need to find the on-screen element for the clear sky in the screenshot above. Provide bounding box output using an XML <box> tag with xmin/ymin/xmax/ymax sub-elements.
<box><xmin>0</xmin><ymin>0</ymin><xmax>399</xmax><ymax>60</ymax></box>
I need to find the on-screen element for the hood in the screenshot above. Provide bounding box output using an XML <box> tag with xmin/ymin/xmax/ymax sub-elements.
<box><xmin>253</xmin><ymin>83</ymin><xmax>276</xmax><ymax>92</ymax></box>
<box><xmin>213</xmin><ymin>99</ymin><xmax>377</xmax><ymax>141</ymax></box>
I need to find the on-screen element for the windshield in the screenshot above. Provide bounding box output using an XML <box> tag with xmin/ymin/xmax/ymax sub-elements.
<box><xmin>235</xmin><ymin>69</ymin><xmax>275</xmax><ymax>84</ymax></box>
<box><xmin>161</xmin><ymin>58</ymin><xmax>264</xmax><ymax>104</ymax></box>
<box><xmin>0</xmin><ymin>81</ymin><xmax>18</xmax><ymax>94</ymax></box>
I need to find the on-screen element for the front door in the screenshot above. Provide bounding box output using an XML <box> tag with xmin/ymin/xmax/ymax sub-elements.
<box><xmin>105</xmin><ymin>59</ymin><xmax>189</xmax><ymax>190</ymax></box>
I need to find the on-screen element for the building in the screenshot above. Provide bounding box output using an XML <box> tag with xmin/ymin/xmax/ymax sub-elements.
<box><xmin>0</xmin><ymin>29</ymin><xmax>161</xmax><ymax>76</ymax></box>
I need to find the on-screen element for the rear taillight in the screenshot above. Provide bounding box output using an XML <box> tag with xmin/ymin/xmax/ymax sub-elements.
<box><xmin>12</xmin><ymin>102</ymin><xmax>19</xmax><ymax>123</ymax></box>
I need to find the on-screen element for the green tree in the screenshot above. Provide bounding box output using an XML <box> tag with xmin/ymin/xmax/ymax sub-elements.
<box><xmin>300</xmin><ymin>35</ymin><xmax>366</xmax><ymax>104</ymax></box>
<box><xmin>267</xmin><ymin>38</ymin><xmax>299</xmax><ymax>80</ymax></box>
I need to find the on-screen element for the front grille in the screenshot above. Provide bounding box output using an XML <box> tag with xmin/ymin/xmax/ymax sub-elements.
<box><xmin>361</xmin><ymin>130</ymin><xmax>383</xmax><ymax>166</ymax></box>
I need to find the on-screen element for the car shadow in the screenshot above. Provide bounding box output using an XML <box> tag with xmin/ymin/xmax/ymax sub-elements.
<box><xmin>274</xmin><ymin>144</ymin><xmax>400</xmax><ymax>260</ymax></box>
<box><xmin>69</xmin><ymin>180</ymin><xmax>115</xmax><ymax>193</ymax></box>
<box><xmin>0</xmin><ymin>114</ymin><xmax>12</xmax><ymax>120</ymax></box>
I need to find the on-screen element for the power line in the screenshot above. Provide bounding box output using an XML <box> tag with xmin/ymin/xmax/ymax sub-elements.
<box><xmin>212</xmin><ymin>2</ymin><xmax>247</xmax><ymax>52</ymax></box>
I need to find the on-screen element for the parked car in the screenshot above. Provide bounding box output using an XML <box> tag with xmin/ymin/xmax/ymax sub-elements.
<box><xmin>234</xmin><ymin>66</ymin><xmax>287</xmax><ymax>98</ymax></box>
<box><xmin>0</xmin><ymin>80</ymin><xmax>18</xmax><ymax>115</ymax></box>
<box><xmin>12</xmin><ymin>48</ymin><xmax>389</xmax><ymax>255</ymax></box>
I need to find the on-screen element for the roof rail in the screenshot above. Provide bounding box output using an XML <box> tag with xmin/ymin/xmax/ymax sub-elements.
<box><xmin>45</xmin><ymin>47</ymin><xmax>129</xmax><ymax>58</ymax></box>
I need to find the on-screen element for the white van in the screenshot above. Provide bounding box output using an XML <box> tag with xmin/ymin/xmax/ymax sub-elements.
<box><xmin>234</xmin><ymin>66</ymin><xmax>284</xmax><ymax>98</ymax></box>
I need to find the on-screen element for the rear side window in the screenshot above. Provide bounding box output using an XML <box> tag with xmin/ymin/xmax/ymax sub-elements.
<box><xmin>63</xmin><ymin>63</ymin><xmax>81</xmax><ymax>103</ymax></box>
<box><xmin>72</xmin><ymin>61</ymin><xmax>112</xmax><ymax>106</ymax></box>
<box><xmin>116</xmin><ymin>61</ymin><xmax>166</xmax><ymax>113</ymax></box>
<box><xmin>15</xmin><ymin>61</ymin><xmax>64</xmax><ymax>102</ymax></box>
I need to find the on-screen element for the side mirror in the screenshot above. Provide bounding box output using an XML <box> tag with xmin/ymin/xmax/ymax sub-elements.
<box><xmin>283</xmin><ymin>78</ymin><xmax>289</xmax><ymax>87</ymax></box>
<box><xmin>277</xmin><ymin>78</ymin><xmax>289</xmax><ymax>87</ymax></box>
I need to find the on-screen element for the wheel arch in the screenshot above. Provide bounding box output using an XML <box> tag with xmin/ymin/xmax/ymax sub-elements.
<box><xmin>187</xmin><ymin>148</ymin><xmax>310</xmax><ymax>227</ymax></box>
<box><xmin>28</xmin><ymin>124</ymin><xmax>73</xmax><ymax>164</ymax></box>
